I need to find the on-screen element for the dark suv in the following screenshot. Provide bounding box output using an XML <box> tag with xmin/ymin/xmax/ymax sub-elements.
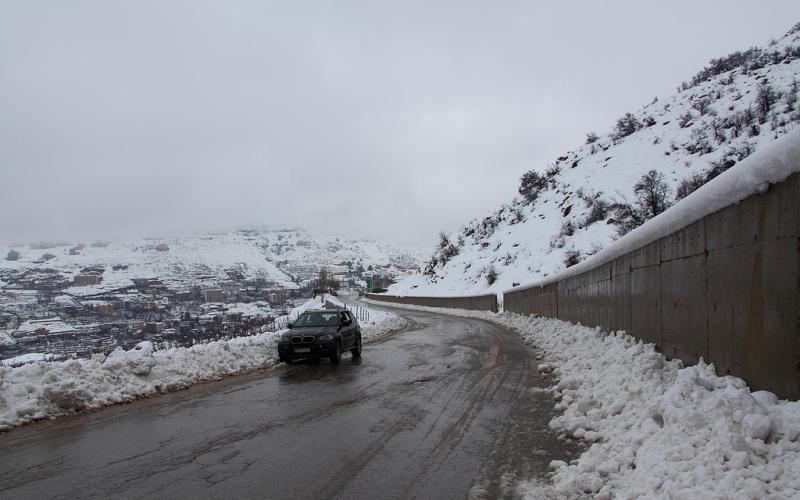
<box><xmin>277</xmin><ymin>308</ymin><xmax>362</xmax><ymax>364</ymax></box>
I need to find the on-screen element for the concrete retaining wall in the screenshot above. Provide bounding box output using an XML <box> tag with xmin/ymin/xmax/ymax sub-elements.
<box><xmin>365</xmin><ymin>293</ymin><xmax>498</xmax><ymax>312</ymax></box>
<box><xmin>504</xmin><ymin>173</ymin><xmax>800</xmax><ymax>399</ymax></box>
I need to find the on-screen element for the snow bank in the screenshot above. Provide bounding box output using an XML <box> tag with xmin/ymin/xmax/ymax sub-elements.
<box><xmin>364</xmin><ymin>300</ymin><xmax>800</xmax><ymax>498</ymax></box>
<box><xmin>0</xmin><ymin>333</ymin><xmax>281</xmax><ymax>431</ymax></box>
<box><xmin>0</xmin><ymin>353</ymin><xmax>57</xmax><ymax>366</ymax></box>
<box><xmin>360</xmin><ymin>310</ymin><xmax>407</xmax><ymax>342</ymax></box>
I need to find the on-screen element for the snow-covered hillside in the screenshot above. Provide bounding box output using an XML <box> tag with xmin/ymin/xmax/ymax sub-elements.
<box><xmin>391</xmin><ymin>23</ymin><xmax>800</xmax><ymax>297</ymax></box>
<box><xmin>0</xmin><ymin>227</ymin><xmax>432</xmax><ymax>294</ymax></box>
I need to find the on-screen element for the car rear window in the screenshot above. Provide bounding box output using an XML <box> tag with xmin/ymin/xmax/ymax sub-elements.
<box><xmin>295</xmin><ymin>312</ymin><xmax>339</xmax><ymax>327</ymax></box>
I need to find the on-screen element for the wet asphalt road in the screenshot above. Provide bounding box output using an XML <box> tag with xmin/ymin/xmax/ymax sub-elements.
<box><xmin>0</xmin><ymin>305</ymin><xmax>577</xmax><ymax>500</ymax></box>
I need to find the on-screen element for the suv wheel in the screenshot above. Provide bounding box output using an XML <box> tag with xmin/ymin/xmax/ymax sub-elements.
<box><xmin>351</xmin><ymin>335</ymin><xmax>362</xmax><ymax>358</ymax></box>
<box><xmin>329</xmin><ymin>341</ymin><xmax>342</xmax><ymax>364</ymax></box>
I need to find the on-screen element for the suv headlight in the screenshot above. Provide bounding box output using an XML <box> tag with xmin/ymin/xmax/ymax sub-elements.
<box><xmin>318</xmin><ymin>334</ymin><xmax>334</xmax><ymax>342</ymax></box>
<box><xmin>281</xmin><ymin>333</ymin><xmax>293</xmax><ymax>342</ymax></box>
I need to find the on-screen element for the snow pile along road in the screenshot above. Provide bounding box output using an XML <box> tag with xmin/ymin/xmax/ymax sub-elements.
<box><xmin>360</xmin><ymin>311</ymin><xmax>407</xmax><ymax>342</ymax></box>
<box><xmin>0</xmin><ymin>332</ymin><xmax>281</xmax><ymax>431</ymax></box>
<box><xmin>1</xmin><ymin>352</ymin><xmax>57</xmax><ymax>367</ymax></box>
<box><xmin>364</xmin><ymin>300</ymin><xmax>800</xmax><ymax>498</ymax></box>
<box><xmin>0</xmin><ymin>298</ymin><xmax>406</xmax><ymax>431</ymax></box>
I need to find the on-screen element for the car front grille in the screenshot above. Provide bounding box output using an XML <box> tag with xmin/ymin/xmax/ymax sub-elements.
<box><xmin>290</xmin><ymin>336</ymin><xmax>316</xmax><ymax>344</ymax></box>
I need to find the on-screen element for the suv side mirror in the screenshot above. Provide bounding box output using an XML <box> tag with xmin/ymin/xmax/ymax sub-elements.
<box><xmin>287</xmin><ymin>322</ymin><xmax>293</xmax><ymax>329</ymax></box>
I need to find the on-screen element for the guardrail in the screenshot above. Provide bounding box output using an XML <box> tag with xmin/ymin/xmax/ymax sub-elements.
<box><xmin>365</xmin><ymin>293</ymin><xmax>498</xmax><ymax>312</ymax></box>
<box><xmin>324</xmin><ymin>300</ymin><xmax>371</xmax><ymax>322</ymax></box>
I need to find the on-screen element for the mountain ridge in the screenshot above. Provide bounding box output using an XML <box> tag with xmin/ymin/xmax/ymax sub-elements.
<box><xmin>0</xmin><ymin>228</ymin><xmax>432</xmax><ymax>295</ymax></box>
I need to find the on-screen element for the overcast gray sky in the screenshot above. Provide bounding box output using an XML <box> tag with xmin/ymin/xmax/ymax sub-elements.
<box><xmin>2</xmin><ymin>1</ymin><xmax>799</xmax><ymax>242</ymax></box>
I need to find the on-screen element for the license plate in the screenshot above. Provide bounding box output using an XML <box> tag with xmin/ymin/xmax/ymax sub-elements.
<box><xmin>294</xmin><ymin>347</ymin><xmax>311</xmax><ymax>353</ymax></box>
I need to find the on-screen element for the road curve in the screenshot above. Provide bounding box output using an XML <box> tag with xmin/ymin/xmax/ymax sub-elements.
<box><xmin>0</xmin><ymin>306</ymin><xmax>577</xmax><ymax>499</ymax></box>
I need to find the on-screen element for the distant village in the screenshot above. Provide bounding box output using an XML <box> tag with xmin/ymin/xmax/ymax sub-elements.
<box><xmin>0</xmin><ymin>238</ymin><xmax>406</xmax><ymax>365</ymax></box>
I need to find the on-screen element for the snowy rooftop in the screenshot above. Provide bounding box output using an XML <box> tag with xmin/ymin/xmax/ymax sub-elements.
<box><xmin>15</xmin><ymin>317</ymin><xmax>75</xmax><ymax>335</ymax></box>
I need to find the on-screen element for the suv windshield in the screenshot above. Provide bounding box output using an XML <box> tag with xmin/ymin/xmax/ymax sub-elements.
<box><xmin>294</xmin><ymin>311</ymin><xmax>339</xmax><ymax>327</ymax></box>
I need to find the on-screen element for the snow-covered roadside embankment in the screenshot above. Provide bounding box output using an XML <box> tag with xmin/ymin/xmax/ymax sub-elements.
<box><xmin>360</xmin><ymin>310</ymin><xmax>407</xmax><ymax>342</ymax></box>
<box><xmin>363</xmin><ymin>299</ymin><xmax>800</xmax><ymax>498</ymax></box>
<box><xmin>0</xmin><ymin>298</ymin><xmax>405</xmax><ymax>432</ymax></box>
<box><xmin>0</xmin><ymin>332</ymin><xmax>282</xmax><ymax>432</ymax></box>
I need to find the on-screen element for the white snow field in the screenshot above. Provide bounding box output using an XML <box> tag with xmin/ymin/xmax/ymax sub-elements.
<box><xmin>0</xmin><ymin>298</ymin><xmax>405</xmax><ymax>431</ymax></box>
<box><xmin>364</xmin><ymin>300</ymin><xmax>800</xmax><ymax>499</ymax></box>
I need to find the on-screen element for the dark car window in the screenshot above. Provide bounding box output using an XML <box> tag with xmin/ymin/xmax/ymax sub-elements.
<box><xmin>345</xmin><ymin>311</ymin><xmax>355</xmax><ymax>323</ymax></box>
<box><xmin>340</xmin><ymin>311</ymin><xmax>349</xmax><ymax>324</ymax></box>
<box><xmin>295</xmin><ymin>312</ymin><xmax>339</xmax><ymax>327</ymax></box>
